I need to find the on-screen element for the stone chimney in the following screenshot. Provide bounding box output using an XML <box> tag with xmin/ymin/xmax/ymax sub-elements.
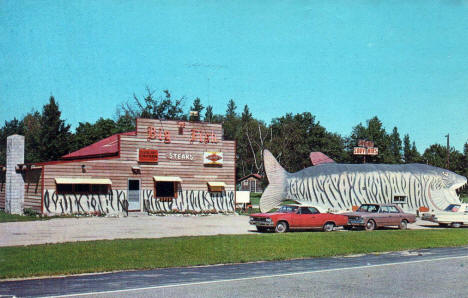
<box><xmin>5</xmin><ymin>134</ymin><xmax>24</xmax><ymax>214</ymax></box>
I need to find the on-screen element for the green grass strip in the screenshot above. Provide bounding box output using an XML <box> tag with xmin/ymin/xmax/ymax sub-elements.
<box><xmin>0</xmin><ymin>211</ymin><xmax>46</xmax><ymax>223</ymax></box>
<box><xmin>1</xmin><ymin>229</ymin><xmax>468</xmax><ymax>279</ymax></box>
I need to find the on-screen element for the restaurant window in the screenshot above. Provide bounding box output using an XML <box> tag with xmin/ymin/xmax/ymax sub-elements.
<box><xmin>155</xmin><ymin>182</ymin><xmax>177</xmax><ymax>198</ymax></box>
<box><xmin>56</xmin><ymin>184</ymin><xmax>109</xmax><ymax>194</ymax></box>
<box><xmin>55</xmin><ymin>178</ymin><xmax>112</xmax><ymax>195</ymax></box>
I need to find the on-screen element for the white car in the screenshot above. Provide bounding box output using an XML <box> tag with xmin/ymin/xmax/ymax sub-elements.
<box><xmin>423</xmin><ymin>204</ymin><xmax>468</xmax><ymax>228</ymax></box>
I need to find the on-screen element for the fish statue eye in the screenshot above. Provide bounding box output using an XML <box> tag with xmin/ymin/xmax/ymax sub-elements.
<box><xmin>442</xmin><ymin>171</ymin><xmax>449</xmax><ymax>177</ymax></box>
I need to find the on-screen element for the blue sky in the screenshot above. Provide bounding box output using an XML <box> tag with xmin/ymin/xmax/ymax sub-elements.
<box><xmin>1</xmin><ymin>0</ymin><xmax>467</xmax><ymax>151</ymax></box>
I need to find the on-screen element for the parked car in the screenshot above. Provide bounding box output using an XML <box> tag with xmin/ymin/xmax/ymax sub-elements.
<box><xmin>249</xmin><ymin>204</ymin><xmax>348</xmax><ymax>233</ymax></box>
<box><xmin>342</xmin><ymin>203</ymin><xmax>416</xmax><ymax>231</ymax></box>
<box><xmin>422</xmin><ymin>203</ymin><xmax>468</xmax><ymax>228</ymax></box>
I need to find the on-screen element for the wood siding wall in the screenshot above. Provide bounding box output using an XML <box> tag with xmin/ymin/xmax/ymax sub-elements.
<box><xmin>41</xmin><ymin>119</ymin><xmax>235</xmax><ymax>213</ymax></box>
<box><xmin>23</xmin><ymin>168</ymin><xmax>43</xmax><ymax>212</ymax></box>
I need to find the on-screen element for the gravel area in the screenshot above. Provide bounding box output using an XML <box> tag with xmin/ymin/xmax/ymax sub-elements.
<box><xmin>0</xmin><ymin>215</ymin><xmax>440</xmax><ymax>247</ymax></box>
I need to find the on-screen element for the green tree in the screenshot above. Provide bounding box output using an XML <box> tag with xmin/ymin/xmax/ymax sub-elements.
<box><xmin>223</xmin><ymin>99</ymin><xmax>240</xmax><ymax>141</ymax></box>
<box><xmin>204</xmin><ymin>105</ymin><xmax>213</xmax><ymax>122</ymax></box>
<box><xmin>422</xmin><ymin>144</ymin><xmax>464</xmax><ymax>174</ymax></box>
<box><xmin>38</xmin><ymin>96</ymin><xmax>72</xmax><ymax>161</ymax></box>
<box><xmin>122</xmin><ymin>87</ymin><xmax>186</xmax><ymax>120</ymax></box>
<box><xmin>23</xmin><ymin>111</ymin><xmax>42</xmax><ymax>163</ymax></box>
<box><xmin>189</xmin><ymin>98</ymin><xmax>204</xmax><ymax>121</ymax></box>
<box><xmin>268</xmin><ymin>112</ymin><xmax>346</xmax><ymax>172</ymax></box>
<box><xmin>389</xmin><ymin>127</ymin><xmax>402</xmax><ymax>163</ymax></box>
<box><xmin>403</xmin><ymin>134</ymin><xmax>421</xmax><ymax>163</ymax></box>
<box><xmin>348</xmin><ymin>116</ymin><xmax>393</xmax><ymax>163</ymax></box>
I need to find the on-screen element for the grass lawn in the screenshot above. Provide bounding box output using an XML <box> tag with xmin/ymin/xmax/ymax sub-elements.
<box><xmin>0</xmin><ymin>211</ymin><xmax>46</xmax><ymax>223</ymax></box>
<box><xmin>2</xmin><ymin>229</ymin><xmax>468</xmax><ymax>279</ymax></box>
<box><xmin>461</xmin><ymin>194</ymin><xmax>468</xmax><ymax>203</ymax></box>
<box><xmin>0</xmin><ymin>210</ymin><xmax>75</xmax><ymax>223</ymax></box>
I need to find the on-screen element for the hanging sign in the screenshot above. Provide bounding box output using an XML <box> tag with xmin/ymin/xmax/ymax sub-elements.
<box><xmin>139</xmin><ymin>149</ymin><xmax>158</xmax><ymax>163</ymax></box>
<box><xmin>204</xmin><ymin>152</ymin><xmax>223</xmax><ymax>165</ymax></box>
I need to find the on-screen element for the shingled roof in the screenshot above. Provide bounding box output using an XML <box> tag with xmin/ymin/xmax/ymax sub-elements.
<box><xmin>61</xmin><ymin>131</ymin><xmax>136</xmax><ymax>160</ymax></box>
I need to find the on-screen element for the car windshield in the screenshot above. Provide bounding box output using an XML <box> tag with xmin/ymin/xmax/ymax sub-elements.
<box><xmin>357</xmin><ymin>204</ymin><xmax>380</xmax><ymax>213</ymax></box>
<box><xmin>443</xmin><ymin>204</ymin><xmax>461</xmax><ymax>212</ymax></box>
<box><xmin>277</xmin><ymin>206</ymin><xmax>299</xmax><ymax>213</ymax></box>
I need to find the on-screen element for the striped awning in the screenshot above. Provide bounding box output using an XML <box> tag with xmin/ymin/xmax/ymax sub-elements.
<box><xmin>207</xmin><ymin>182</ymin><xmax>226</xmax><ymax>188</ymax></box>
<box><xmin>153</xmin><ymin>176</ymin><xmax>183</xmax><ymax>182</ymax></box>
<box><xmin>55</xmin><ymin>178</ymin><xmax>112</xmax><ymax>185</ymax></box>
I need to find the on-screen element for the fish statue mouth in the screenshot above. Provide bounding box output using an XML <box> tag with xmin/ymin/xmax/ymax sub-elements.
<box><xmin>260</xmin><ymin>149</ymin><xmax>468</xmax><ymax>213</ymax></box>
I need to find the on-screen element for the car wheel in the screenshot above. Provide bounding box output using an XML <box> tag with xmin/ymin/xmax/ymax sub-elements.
<box><xmin>365</xmin><ymin>220</ymin><xmax>376</xmax><ymax>231</ymax></box>
<box><xmin>323</xmin><ymin>222</ymin><xmax>335</xmax><ymax>232</ymax></box>
<box><xmin>275</xmin><ymin>221</ymin><xmax>288</xmax><ymax>233</ymax></box>
<box><xmin>399</xmin><ymin>219</ymin><xmax>408</xmax><ymax>230</ymax></box>
<box><xmin>451</xmin><ymin>222</ymin><xmax>462</xmax><ymax>228</ymax></box>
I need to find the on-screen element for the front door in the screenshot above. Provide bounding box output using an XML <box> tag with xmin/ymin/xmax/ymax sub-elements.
<box><xmin>128</xmin><ymin>179</ymin><xmax>140</xmax><ymax>211</ymax></box>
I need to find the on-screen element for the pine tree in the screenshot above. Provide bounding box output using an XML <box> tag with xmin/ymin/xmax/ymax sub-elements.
<box><xmin>241</xmin><ymin>105</ymin><xmax>252</xmax><ymax>123</ymax></box>
<box><xmin>189</xmin><ymin>98</ymin><xmax>204</xmax><ymax>121</ymax></box>
<box><xmin>204</xmin><ymin>105</ymin><xmax>213</xmax><ymax>123</ymax></box>
<box><xmin>39</xmin><ymin>96</ymin><xmax>72</xmax><ymax>161</ymax></box>
<box><xmin>389</xmin><ymin>127</ymin><xmax>402</xmax><ymax>163</ymax></box>
<box><xmin>223</xmin><ymin>99</ymin><xmax>239</xmax><ymax>140</ymax></box>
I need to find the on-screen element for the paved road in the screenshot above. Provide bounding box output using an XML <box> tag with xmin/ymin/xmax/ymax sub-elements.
<box><xmin>0</xmin><ymin>214</ymin><xmax>439</xmax><ymax>247</ymax></box>
<box><xmin>1</xmin><ymin>246</ymin><xmax>466</xmax><ymax>297</ymax></box>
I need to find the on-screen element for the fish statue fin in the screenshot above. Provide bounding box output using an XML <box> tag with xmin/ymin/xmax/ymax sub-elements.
<box><xmin>309</xmin><ymin>152</ymin><xmax>335</xmax><ymax>166</ymax></box>
<box><xmin>260</xmin><ymin>150</ymin><xmax>288</xmax><ymax>213</ymax></box>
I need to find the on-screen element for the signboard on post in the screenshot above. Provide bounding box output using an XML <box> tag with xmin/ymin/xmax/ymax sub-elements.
<box><xmin>367</xmin><ymin>147</ymin><xmax>379</xmax><ymax>155</ymax></box>
<box><xmin>353</xmin><ymin>147</ymin><xmax>367</xmax><ymax>155</ymax></box>
<box><xmin>353</xmin><ymin>140</ymin><xmax>378</xmax><ymax>162</ymax></box>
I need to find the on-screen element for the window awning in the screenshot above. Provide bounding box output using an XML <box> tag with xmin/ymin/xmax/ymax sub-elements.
<box><xmin>55</xmin><ymin>178</ymin><xmax>112</xmax><ymax>185</ymax></box>
<box><xmin>153</xmin><ymin>176</ymin><xmax>183</xmax><ymax>182</ymax></box>
<box><xmin>207</xmin><ymin>182</ymin><xmax>226</xmax><ymax>188</ymax></box>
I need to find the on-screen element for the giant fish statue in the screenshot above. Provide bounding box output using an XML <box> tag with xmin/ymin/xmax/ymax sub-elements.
<box><xmin>260</xmin><ymin>150</ymin><xmax>467</xmax><ymax>213</ymax></box>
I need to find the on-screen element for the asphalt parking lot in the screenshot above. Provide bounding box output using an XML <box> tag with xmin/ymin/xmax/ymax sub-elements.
<box><xmin>0</xmin><ymin>214</ymin><xmax>444</xmax><ymax>247</ymax></box>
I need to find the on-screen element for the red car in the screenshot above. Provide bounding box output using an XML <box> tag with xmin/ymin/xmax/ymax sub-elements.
<box><xmin>249</xmin><ymin>204</ymin><xmax>349</xmax><ymax>233</ymax></box>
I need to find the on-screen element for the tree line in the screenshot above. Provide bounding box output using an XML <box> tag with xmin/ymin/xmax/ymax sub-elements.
<box><xmin>1</xmin><ymin>88</ymin><xmax>467</xmax><ymax>187</ymax></box>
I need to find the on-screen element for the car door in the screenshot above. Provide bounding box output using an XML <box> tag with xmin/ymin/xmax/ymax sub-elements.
<box><xmin>378</xmin><ymin>206</ymin><xmax>390</xmax><ymax>225</ymax></box>
<box><xmin>296</xmin><ymin>207</ymin><xmax>320</xmax><ymax>228</ymax></box>
<box><xmin>388</xmin><ymin>205</ymin><xmax>403</xmax><ymax>225</ymax></box>
<box><xmin>462</xmin><ymin>205</ymin><xmax>468</xmax><ymax>224</ymax></box>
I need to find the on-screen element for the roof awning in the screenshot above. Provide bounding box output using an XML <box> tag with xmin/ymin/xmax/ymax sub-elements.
<box><xmin>207</xmin><ymin>182</ymin><xmax>226</xmax><ymax>187</ymax></box>
<box><xmin>153</xmin><ymin>176</ymin><xmax>183</xmax><ymax>182</ymax></box>
<box><xmin>55</xmin><ymin>178</ymin><xmax>112</xmax><ymax>185</ymax></box>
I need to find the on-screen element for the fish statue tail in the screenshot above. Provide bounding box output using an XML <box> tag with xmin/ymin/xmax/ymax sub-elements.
<box><xmin>260</xmin><ymin>150</ymin><xmax>288</xmax><ymax>213</ymax></box>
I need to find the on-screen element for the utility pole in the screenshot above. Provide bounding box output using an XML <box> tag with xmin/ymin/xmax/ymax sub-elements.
<box><xmin>445</xmin><ymin>134</ymin><xmax>450</xmax><ymax>169</ymax></box>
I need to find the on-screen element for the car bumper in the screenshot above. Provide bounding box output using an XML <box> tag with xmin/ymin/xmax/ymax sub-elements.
<box><xmin>347</xmin><ymin>222</ymin><xmax>365</xmax><ymax>227</ymax></box>
<box><xmin>249</xmin><ymin>220</ymin><xmax>275</xmax><ymax>227</ymax></box>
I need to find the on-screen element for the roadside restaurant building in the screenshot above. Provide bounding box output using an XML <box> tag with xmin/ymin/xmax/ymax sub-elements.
<box><xmin>0</xmin><ymin>118</ymin><xmax>236</xmax><ymax>215</ymax></box>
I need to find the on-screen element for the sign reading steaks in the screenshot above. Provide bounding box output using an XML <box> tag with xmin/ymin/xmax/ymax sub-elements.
<box><xmin>139</xmin><ymin>149</ymin><xmax>158</xmax><ymax>163</ymax></box>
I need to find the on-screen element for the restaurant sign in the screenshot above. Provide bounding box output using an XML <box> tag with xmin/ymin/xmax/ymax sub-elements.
<box><xmin>139</xmin><ymin>149</ymin><xmax>159</xmax><ymax>163</ymax></box>
<box><xmin>203</xmin><ymin>152</ymin><xmax>223</xmax><ymax>165</ymax></box>
<box><xmin>168</xmin><ymin>152</ymin><xmax>195</xmax><ymax>161</ymax></box>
